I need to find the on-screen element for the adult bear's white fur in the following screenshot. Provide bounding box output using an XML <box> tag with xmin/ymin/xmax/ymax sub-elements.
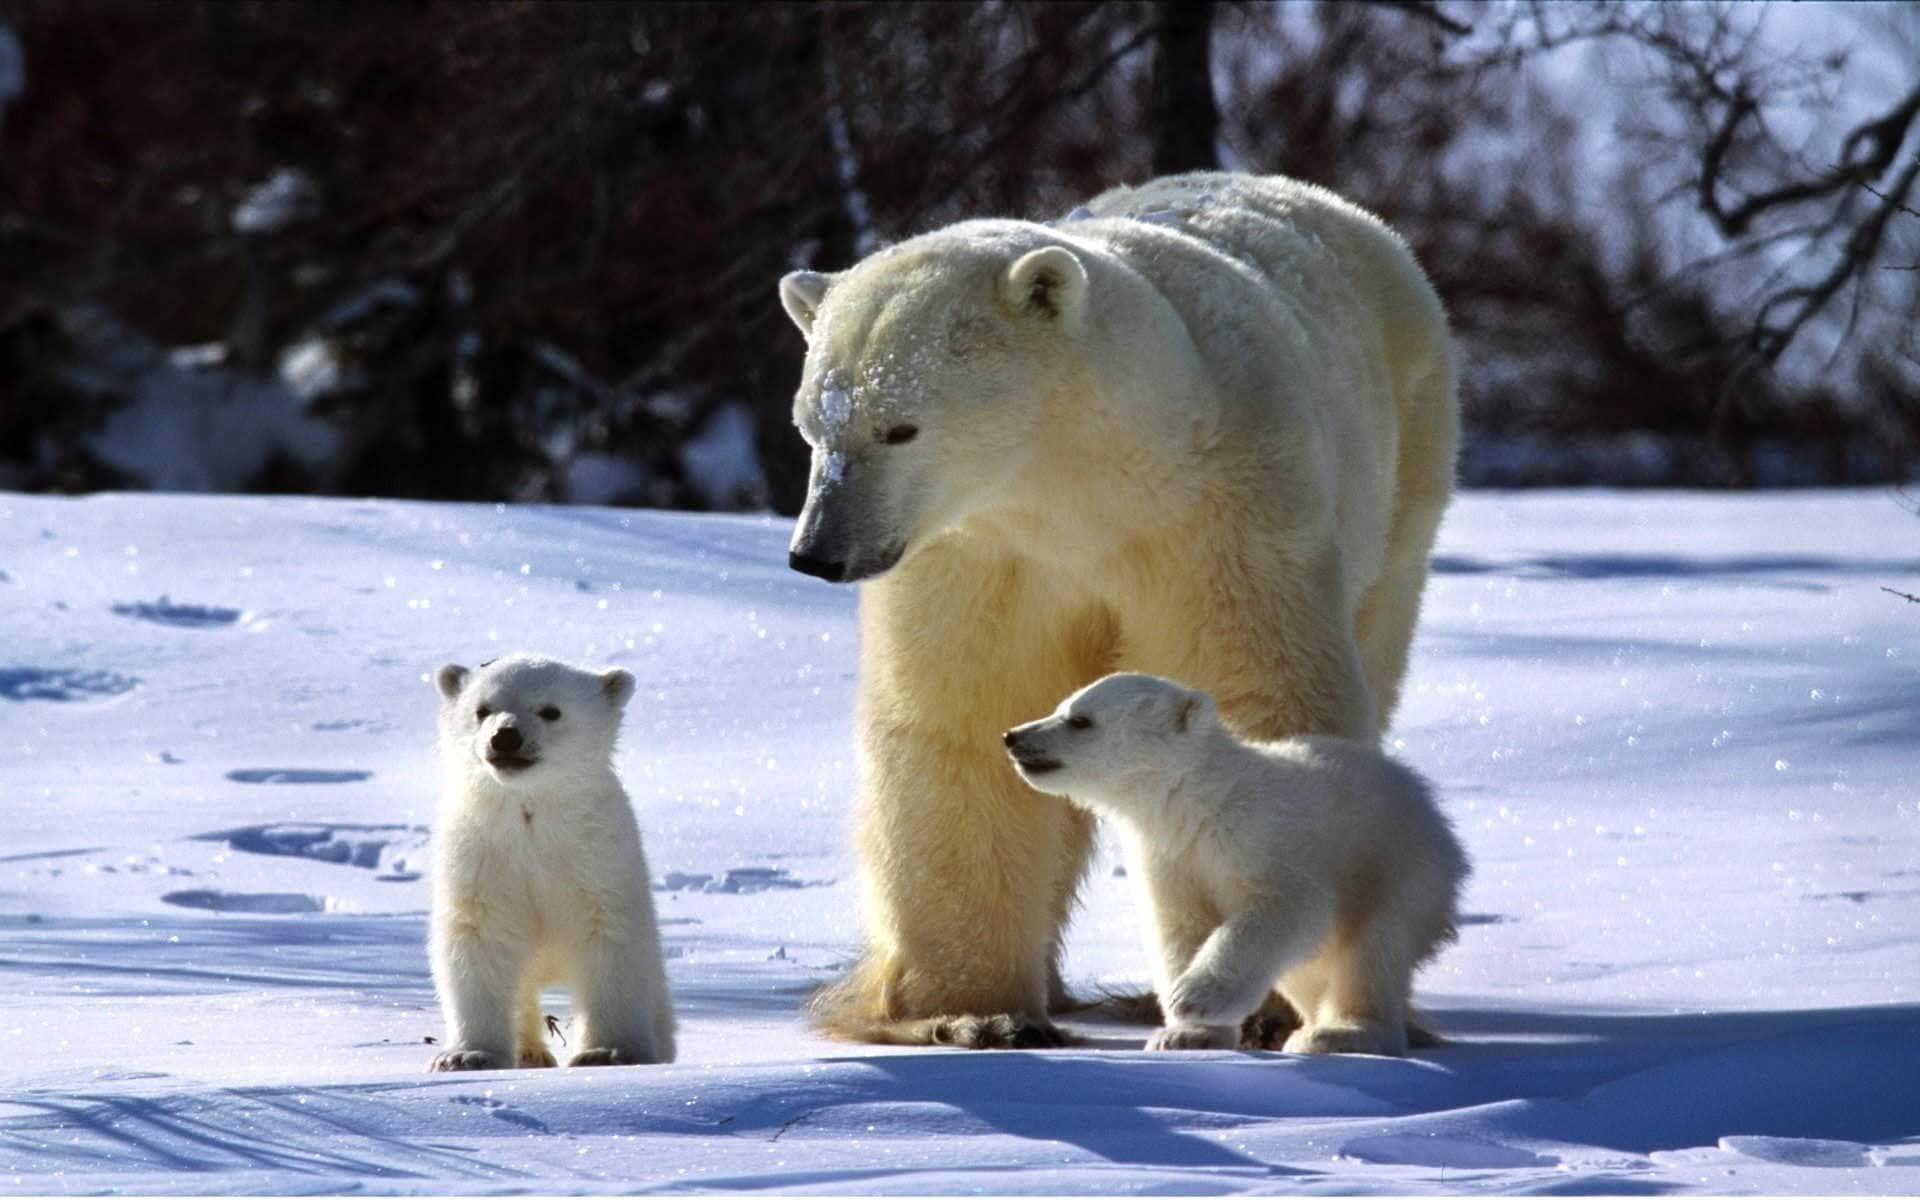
<box><xmin>1007</xmin><ymin>673</ymin><xmax>1468</xmax><ymax>1056</ymax></box>
<box><xmin>428</xmin><ymin>653</ymin><xmax>675</xmax><ymax>1070</ymax></box>
<box><xmin>779</xmin><ymin>172</ymin><xmax>1459</xmax><ymax>1047</ymax></box>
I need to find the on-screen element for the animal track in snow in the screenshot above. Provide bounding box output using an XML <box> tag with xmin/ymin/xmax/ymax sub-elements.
<box><xmin>451</xmin><ymin>1094</ymin><xmax>553</xmax><ymax>1133</ymax></box>
<box><xmin>0</xmin><ymin>667</ymin><xmax>139</xmax><ymax>702</ymax></box>
<box><xmin>109</xmin><ymin>596</ymin><xmax>245</xmax><ymax>628</ymax></box>
<box><xmin>656</xmin><ymin>866</ymin><xmax>824</xmax><ymax>894</ymax></box>
<box><xmin>1717</xmin><ymin>1135</ymin><xmax>1873</xmax><ymax>1168</ymax></box>
<box><xmin>310</xmin><ymin>718</ymin><xmax>391</xmax><ymax>734</ymax></box>
<box><xmin>196</xmin><ymin>823</ymin><xmax>428</xmax><ymax>881</ymax></box>
<box><xmin>225</xmin><ymin>768</ymin><xmax>372</xmax><ymax>785</ymax></box>
<box><xmin>161</xmin><ymin>889</ymin><xmax>328</xmax><ymax>914</ymax></box>
<box><xmin>1339</xmin><ymin>1134</ymin><xmax>1556</xmax><ymax>1170</ymax></box>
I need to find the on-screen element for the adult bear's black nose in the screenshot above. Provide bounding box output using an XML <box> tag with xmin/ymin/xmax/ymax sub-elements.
<box><xmin>1002</xmin><ymin>729</ymin><xmax>1020</xmax><ymax>748</ymax></box>
<box><xmin>789</xmin><ymin>550</ymin><xmax>847</xmax><ymax>582</ymax></box>
<box><xmin>490</xmin><ymin>726</ymin><xmax>523</xmax><ymax>754</ymax></box>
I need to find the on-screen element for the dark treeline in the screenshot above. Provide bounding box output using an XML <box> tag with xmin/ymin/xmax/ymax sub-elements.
<box><xmin>2</xmin><ymin>1</ymin><xmax>1915</xmax><ymax>508</ymax></box>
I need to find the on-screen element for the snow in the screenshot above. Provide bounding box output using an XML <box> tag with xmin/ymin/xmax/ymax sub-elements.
<box><xmin>680</xmin><ymin>403</ymin><xmax>769</xmax><ymax>511</ymax></box>
<box><xmin>817</xmin><ymin>451</ymin><xmax>847</xmax><ymax>488</ymax></box>
<box><xmin>231</xmin><ymin>168</ymin><xmax>320</xmax><ymax>235</ymax></box>
<box><xmin>56</xmin><ymin>308</ymin><xmax>339</xmax><ymax>492</ymax></box>
<box><xmin>278</xmin><ymin>337</ymin><xmax>349</xmax><ymax>401</ymax></box>
<box><xmin>811</xmin><ymin>374</ymin><xmax>855</xmax><ymax>489</ymax></box>
<box><xmin>564</xmin><ymin>453</ymin><xmax>652</xmax><ymax>508</ymax></box>
<box><xmin>816</xmin><ymin>374</ymin><xmax>853</xmax><ymax>436</ymax></box>
<box><xmin>2</xmin><ymin>488</ymin><xmax>1917</xmax><ymax>1194</ymax></box>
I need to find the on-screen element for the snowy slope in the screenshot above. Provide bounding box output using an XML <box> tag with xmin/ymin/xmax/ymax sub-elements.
<box><xmin>1</xmin><ymin>489</ymin><xmax>1917</xmax><ymax>1195</ymax></box>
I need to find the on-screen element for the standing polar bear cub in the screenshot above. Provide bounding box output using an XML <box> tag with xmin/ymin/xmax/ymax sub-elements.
<box><xmin>428</xmin><ymin>653</ymin><xmax>675</xmax><ymax>1071</ymax></box>
<box><xmin>781</xmin><ymin>171</ymin><xmax>1459</xmax><ymax>1047</ymax></box>
<box><xmin>1007</xmin><ymin>673</ymin><xmax>1467</xmax><ymax>1056</ymax></box>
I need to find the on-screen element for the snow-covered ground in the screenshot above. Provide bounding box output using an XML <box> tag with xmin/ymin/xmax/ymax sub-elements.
<box><xmin>2</xmin><ymin>489</ymin><xmax>1916</xmax><ymax>1195</ymax></box>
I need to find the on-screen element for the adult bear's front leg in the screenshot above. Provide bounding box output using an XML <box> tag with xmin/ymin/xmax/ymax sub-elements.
<box><xmin>809</xmin><ymin>553</ymin><xmax>1113</xmax><ymax>1048</ymax></box>
<box><xmin>811</xmin><ymin>716</ymin><xmax>1094</xmax><ymax>1048</ymax></box>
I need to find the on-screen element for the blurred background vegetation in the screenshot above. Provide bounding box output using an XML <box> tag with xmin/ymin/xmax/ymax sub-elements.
<box><xmin>2</xmin><ymin>0</ymin><xmax>1916</xmax><ymax>510</ymax></box>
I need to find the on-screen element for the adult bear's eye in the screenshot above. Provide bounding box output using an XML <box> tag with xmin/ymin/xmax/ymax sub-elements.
<box><xmin>539</xmin><ymin>706</ymin><xmax>562</xmax><ymax>722</ymax></box>
<box><xmin>476</xmin><ymin>705</ymin><xmax>491</xmax><ymax>721</ymax></box>
<box><xmin>881</xmin><ymin>424</ymin><xmax>919</xmax><ymax>445</ymax></box>
<box><xmin>1066</xmin><ymin>715</ymin><xmax>1092</xmax><ymax>730</ymax></box>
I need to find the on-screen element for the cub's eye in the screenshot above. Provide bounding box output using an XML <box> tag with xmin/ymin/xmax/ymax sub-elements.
<box><xmin>475</xmin><ymin>705</ymin><xmax>491</xmax><ymax>721</ymax></box>
<box><xmin>538</xmin><ymin>706</ymin><xmax>562</xmax><ymax>722</ymax></box>
<box><xmin>1066</xmin><ymin>715</ymin><xmax>1093</xmax><ymax>730</ymax></box>
<box><xmin>881</xmin><ymin>424</ymin><xmax>920</xmax><ymax>445</ymax></box>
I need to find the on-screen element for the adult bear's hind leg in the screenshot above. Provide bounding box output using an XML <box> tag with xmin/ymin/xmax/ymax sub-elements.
<box><xmin>1355</xmin><ymin>352</ymin><xmax>1457</xmax><ymax>735</ymax></box>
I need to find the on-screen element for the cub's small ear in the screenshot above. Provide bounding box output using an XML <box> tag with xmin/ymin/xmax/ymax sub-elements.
<box><xmin>779</xmin><ymin>271</ymin><xmax>831</xmax><ymax>336</ymax></box>
<box><xmin>435</xmin><ymin>664</ymin><xmax>469</xmax><ymax>702</ymax></box>
<box><xmin>1003</xmin><ymin>245</ymin><xmax>1087</xmax><ymax>327</ymax></box>
<box><xmin>1174</xmin><ymin>691</ymin><xmax>1214</xmax><ymax>733</ymax></box>
<box><xmin>601</xmin><ymin>668</ymin><xmax>636</xmax><ymax>708</ymax></box>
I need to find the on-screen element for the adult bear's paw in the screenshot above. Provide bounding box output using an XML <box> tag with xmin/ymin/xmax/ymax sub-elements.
<box><xmin>929</xmin><ymin>1013</ymin><xmax>1077</xmax><ymax>1050</ymax></box>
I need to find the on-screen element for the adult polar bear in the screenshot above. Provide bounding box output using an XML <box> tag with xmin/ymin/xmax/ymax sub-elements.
<box><xmin>778</xmin><ymin>172</ymin><xmax>1458</xmax><ymax>1048</ymax></box>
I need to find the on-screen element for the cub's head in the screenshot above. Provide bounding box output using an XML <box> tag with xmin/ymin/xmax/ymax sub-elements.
<box><xmin>434</xmin><ymin>653</ymin><xmax>635</xmax><ymax>788</ymax></box>
<box><xmin>1003</xmin><ymin>672</ymin><xmax>1217</xmax><ymax>814</ymax></box>
<box><xmin>778</xmin><ymin>224</ymin><xmax>1091</xmax><ymax>583</ymax></box>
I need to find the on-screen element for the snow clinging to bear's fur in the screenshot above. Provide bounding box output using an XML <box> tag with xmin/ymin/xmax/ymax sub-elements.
<box><xmin>818</xmin><ymin>373</ymin><xmax>853</xmax><ymax>435</ymax></box>
<box><xmin>819</xmin><ymin>450</ymin><xmax>847</xmax><ymax>488</ymax></box>
<box><xmin>814</xmin><ymin>369</ymin><xmax>853</xmax><ymax>490</ymax></box>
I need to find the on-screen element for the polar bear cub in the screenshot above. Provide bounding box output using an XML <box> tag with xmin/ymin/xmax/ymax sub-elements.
<box><xmin>1005</xmin><ymin>673</ymin><xmax>1467</xmax><ymax>1056</ymax></box>
<box><xmin>428</xmin><ymin>653</ymin><xmax>675</xmax><ymax>1071</ymax></box>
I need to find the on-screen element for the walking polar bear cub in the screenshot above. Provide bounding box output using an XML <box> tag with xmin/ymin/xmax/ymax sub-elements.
<box><xmin>779</xmin><ymin>172</ymin><xmax>1459</xmax><ymax>1047</ymax></box>
<box><xmin>1007</xmin><ymin>673</ymin><xmax>1467</xmax><ymax>1056</ymax></box>
<box><xmin>428</xmin><ymin>654</ymin><xmax>675</xmax><ymax>1071</ymax></box>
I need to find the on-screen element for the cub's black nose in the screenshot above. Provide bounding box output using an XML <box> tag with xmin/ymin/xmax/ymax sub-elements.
<box><xmin>490</xmin><ymin>726</ymin><xmax>523</xmax><ymax>753</ymax></box>
<box><xmin>1002</xmin><ymin>729</ymin><xmax>1019</xmax><ymax>747</ymax></box>
<box><xmin>789</xmin><ymin>550</ymin><xmax>847</xmax><ymax>582</ymax></box>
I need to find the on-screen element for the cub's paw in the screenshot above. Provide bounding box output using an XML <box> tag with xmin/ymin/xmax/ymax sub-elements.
<box><xmin>1146</xmin><ymin>1024</ymin><xmax>1237</xmax><ymax>1052</ymax></box>
<box><xmin>1282</xmin><ymin>1023</ymin><xmax>1404</xmax><ymax>1057</ymax></box>
<box><xmin>929</xmin><ymin>1013</ymin><xmax>1077</xmax><ymax>1050</ymax></box>
<box><xmin>568</xmin><ymin>1045</ymin><xmax>662</xmax><ymax>1068</ymax></box>
<box><xmin>518</xmin><ymin>1046</ymin><xmax>558</xmax><ymax>1069</ymax></box>
<box><xmin>428</xmin><ymin>1048</ymin><xmax>504</xmax><ymax>1072</ymax></box>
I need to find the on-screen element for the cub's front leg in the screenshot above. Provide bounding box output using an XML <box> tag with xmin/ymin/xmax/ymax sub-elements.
<box><xmin>1135</xmin><ymin>857</ymin><xmax>1236</xmax><ymax>1052</ymax></box>
<box><xmin>566</xmin><ymin>907</ymin><xmax>674</xmax><ymax>1066</ymax></box>
<box><xmin>428</xmin><ymin>918</ymin><xmax>523</xmax><ymax>1072</ymax></box>
<box><xmin>1150</xmin><ymin>891</ymin><xmax>1329</xmax><ymax>1051</ymax></box>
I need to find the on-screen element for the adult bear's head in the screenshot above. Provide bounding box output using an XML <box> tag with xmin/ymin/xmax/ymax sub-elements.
<box><xmin>777</xmin><ymin>223</ymin><xmax>1089</xmax><ymax>584</ymax></box>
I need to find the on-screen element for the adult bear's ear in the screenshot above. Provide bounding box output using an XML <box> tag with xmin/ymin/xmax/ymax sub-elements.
<box><xmin>1003</xmin><ymin>246</ymin><xmax>1086</xmax><ymax>327</ymax></box>
<box><xmin>435</xmin><ymin>664</ymin><xmax>469</xmax><ymax>702</ymax></box>
<box><xmin>779</xmin><ymin>271</ymin><xmax>831</xmax><ymax>336</ymax></box>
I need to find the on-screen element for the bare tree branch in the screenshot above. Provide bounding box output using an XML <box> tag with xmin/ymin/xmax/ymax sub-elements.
<box><xmin>1370</xmin><ymin>1</ymin><xmax>1473</xmax><ymax>38</ymax></box>
<box><xmin>1703</xmin><ymin>82</ymin><xmax>1920</xmax><ymax>237</ymax></box>
<box><xmin>1748</xmin><ymin>149</ymin><xmax>1920</xmax><ymax>364</ymax></box>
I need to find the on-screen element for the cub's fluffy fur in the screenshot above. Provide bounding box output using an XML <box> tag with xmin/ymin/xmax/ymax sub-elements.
<box><xmin>428</xmin><ymin>653</ymin><xmax>674</xmax><ymax>1071</ymax></box>
<box><xmin>1007</xmin><ymin>673</ymin><xmax>1467</xmax><ymax>1055</ymax></box>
